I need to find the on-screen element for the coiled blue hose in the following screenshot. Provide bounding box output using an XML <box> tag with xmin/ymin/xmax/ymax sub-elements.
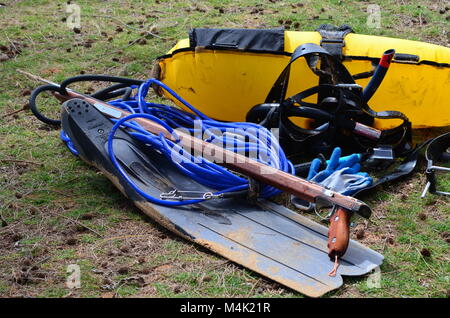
<box><xmin>62</xmin><ymin>78</ymin><xmax>295</xmax><ymax>205</ymax></box>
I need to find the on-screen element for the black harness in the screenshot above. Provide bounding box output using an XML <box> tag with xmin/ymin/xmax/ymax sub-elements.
<box><xmin>247</xmin><ymin>43</ymin><xmax>412</xmax><ymax>162</ymax></box>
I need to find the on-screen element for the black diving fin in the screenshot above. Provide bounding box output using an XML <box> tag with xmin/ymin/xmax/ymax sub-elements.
<box><xmin>61</xmin><ymin>98</ymin><xmax>384</xmax><ymax>297</ymax></box>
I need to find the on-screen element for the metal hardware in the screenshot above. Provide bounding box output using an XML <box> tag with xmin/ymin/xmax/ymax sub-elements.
<box><xmin>160</xmin><ymin>189</ymin><xmax>223</xmax><ymax>201</ymax></box>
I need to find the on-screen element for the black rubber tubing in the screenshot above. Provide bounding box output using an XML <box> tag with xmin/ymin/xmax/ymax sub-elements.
<box><xmin>29</xmin><ymin>75</ymin><xmax>145</xmax><ymax>126</ymax></box>
<box><xmin>29</xmin><ymin>84</ymin><xmax>64</xmax><ymax>126</ymax></box>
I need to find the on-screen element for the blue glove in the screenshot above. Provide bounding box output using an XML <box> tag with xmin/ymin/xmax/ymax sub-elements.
<box><xmin>307</xmin><ymin>147</ymin><xmax>373</xmax><ymax>196</ymax></box>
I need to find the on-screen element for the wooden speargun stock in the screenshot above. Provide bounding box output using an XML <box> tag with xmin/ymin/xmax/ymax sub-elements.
<box><xmin>22</xmin><ymin>71</ymin><xmax>369</xmax><ymax>270</ymax></box>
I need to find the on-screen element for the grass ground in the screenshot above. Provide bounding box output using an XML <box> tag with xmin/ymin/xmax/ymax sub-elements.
<box><xmin>0</xmin><ymin>0</ymin><xmax>449</xmax><ymax>298</ymax></box>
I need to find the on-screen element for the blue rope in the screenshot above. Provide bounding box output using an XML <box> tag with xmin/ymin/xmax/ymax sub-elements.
<box><xmin>61</xmin><ymin>78</ymin><xmax>295</xmax><ymax>205</ymax></box>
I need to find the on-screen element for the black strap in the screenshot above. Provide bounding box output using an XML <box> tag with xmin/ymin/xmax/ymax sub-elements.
<box><xmin>353</xmin><ymin>141</ymin><xmax>428</xmax><ymax>197</ymax></box>
<box><xmin>189</xmin><ymin>28</ymin><xmax>285</xmax><ymax>53</ymax></box>
<box><xmin>265</xmin><ymin>43</ymin><xmax>354</xmax><ymax>104</ymax></box>
<box><xmin>280</xmin><ymin>82</ymin><xmax>410</xmax><ymax>157</ymax></box>
<box><xmin>316</xmin><ymin>24</ymin><xmax>353</xmax><ymax>61</ymax></box>
<box><xmin>248</xmin><ymin>42</ymin><xmax>412</xmax><ymax>159</ymax></box>
<box><xmin>246</xmin><ymin>177</ymin><xmax>261</xmax><ymax>204</ymax></box>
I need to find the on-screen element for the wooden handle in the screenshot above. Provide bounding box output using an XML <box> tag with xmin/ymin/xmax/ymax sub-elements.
<box><xmin>52</xmin><ymin>91</ymin><xmax>372</xmax><ymax>216</ymax></box>
<box><xmin>327</xmin><ymin>207</ymin><xmax>352</xmax><ymax>260</ymax></box>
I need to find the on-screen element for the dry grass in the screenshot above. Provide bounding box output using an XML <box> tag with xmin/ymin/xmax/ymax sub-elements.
<box><xmin>0</xmin><ymin>0</ymin><xmax>449</xmax><ymax>298</ymax></box>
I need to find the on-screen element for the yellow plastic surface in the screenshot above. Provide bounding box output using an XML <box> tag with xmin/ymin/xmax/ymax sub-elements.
<box><xmin>158</xmin><ymin>31</ymin><xmax>450</xmax><ymax>129</ymax></box>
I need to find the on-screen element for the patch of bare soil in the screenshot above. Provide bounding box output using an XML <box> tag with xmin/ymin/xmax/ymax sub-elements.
<box><xmin>0</xmin><ymin>152</ymin><xmax>291</xmax><ymax>298</ymax></box>
<box><xmin>0</xmin><ymin>39</ymin><xmax>26</xmax><ymax>62</ymax></box>
<box><xmin>0</xmin><ymin>204</ymin><xmax>155</xmax><ymax>296</ymax></box>
<box><xmin>0</xmin><ymin>208</ymin><xmax>65</xmax><ymax>297</ymax></box>
<box><xmin>391</xmin><ymin>4</ymin><xmax>450</xmax><ymax>47</ymax></box>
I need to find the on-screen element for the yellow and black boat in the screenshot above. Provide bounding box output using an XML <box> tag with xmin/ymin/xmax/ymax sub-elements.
<box><xmin>153</xmin><ymin>27</ymin><xmax>450</xmax><ymax>130</ymax></box>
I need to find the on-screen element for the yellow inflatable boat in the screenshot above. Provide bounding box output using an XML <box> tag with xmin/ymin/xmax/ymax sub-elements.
<box><xmin>153</xmin><ymin>28</ymin><xmax>450</xmax><ymax>129</ymax></box>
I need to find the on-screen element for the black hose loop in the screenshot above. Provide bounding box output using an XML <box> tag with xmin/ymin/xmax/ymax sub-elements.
<box><xmin>29</xmin><ymin>84</ymin><xmax>64</xmax><ymax>126</ymax></box>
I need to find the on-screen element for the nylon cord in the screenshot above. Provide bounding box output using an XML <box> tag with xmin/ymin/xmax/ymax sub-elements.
<box><xmin>59</xmin><ymin>78</ymin><xmax>295</xmax><ymax>206</ymax></box>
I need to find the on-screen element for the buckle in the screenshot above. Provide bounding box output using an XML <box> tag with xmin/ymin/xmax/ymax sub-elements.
<box><xmin>320</xmin><ymin>38</ymin><xmax>345</xmax><ymax>45</ymax></box>
<box><xmin>320</xmin><ymin>38</ymin><xmax>346</xmax><ymax>61</ymax></box>
<box><xmin>421</xmin><ymin>165</ymin><xmax>450</xmax><ymax>198</ymax></box>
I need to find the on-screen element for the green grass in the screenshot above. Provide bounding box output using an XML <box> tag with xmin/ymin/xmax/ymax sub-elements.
<box><xmin>0</xmin><ymin>0</ymin><xmax>449</xmax><ymax>298</ymax></box>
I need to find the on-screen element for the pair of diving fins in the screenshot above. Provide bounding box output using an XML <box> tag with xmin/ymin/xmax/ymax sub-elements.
<box><xmin>61</xmin><ymin>98</ymin><xmax>383</xmax><ymax>297</ymax></box>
